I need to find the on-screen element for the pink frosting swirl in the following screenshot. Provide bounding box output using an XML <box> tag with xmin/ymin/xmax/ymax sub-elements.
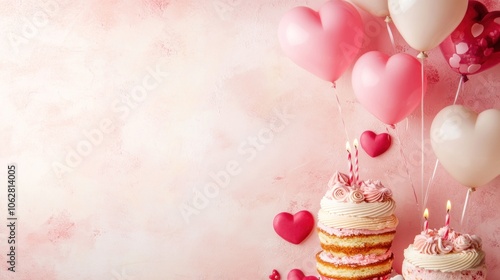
<box><xmin>469</xmin><ymin>234</ymin><xmax>482</xmax><ymax>250</ymax></box>
<box><xmin>438</xmin><ymin>227</ymin><xmax>458</xmax><ymax>241</ymax></box>
<box><xmin>348</xmin><ymin>189</ymin><xmax>365</xmax><ymax>203</ymax></box>
<box><xmin>326</xmin><ymin>171</ymin><xmax>353</xmax><ymax>202</ymax></box>
<box><xmin>421</xmin><ymin>229</ymin><xmax>438</xmax><ymax>237</ymax></box>
<box><xmin>429</xmin><ymin>227</ymin><xmax>483</xmax><ymax>252</ymax></box>
<box><xmin>437</xmin><ymin>238</ymin><xmax>454</xmax><ymax>254</ymax></box>
<box><xmin>328</xmin><ymin>171</ymin><xmax>350</xmax><ymax>188</ymax></box>
<box><xmin>453</xmin><ymin>235</ymin><xmax>473</xmax><ymax>252</ymax></box>
<box><xmin>361</xmin><ymin>180</ymin><xmax>393</xmax><ymax>202</ymax></box>
<box><xmin>413</xmin><ymin>232</ymin><xmax>453</xmax><ymax>255</ymax></box>
<box><xmin>330</xmin><ymin>186</ymin><xmax>350</xmax><ymax>202</ymax></box>
<box><xmin>413</xmin><ymin>235</ymin><xmax>438</xmax><ymax>255</ymax></box>
<box><xmin>448</xmin><ymin>229</ymin><xmax>459</xmax><ymax>240</ymax></box>
<box><xmin>412</xmin><ymin>227</ymin><xmax>485</xmax><ymax>255</ymax></box>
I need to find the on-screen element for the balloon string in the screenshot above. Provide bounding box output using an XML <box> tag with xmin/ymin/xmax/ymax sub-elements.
<box><xmin>332</xmin><ymin>83</ymin><xmax>350</xmax><ymax>142</ymax></box>
<box><xmin>385</xmin><ymin>16</ymin><xmax>396</xmax><ymax>53</ymax></box>
<box><xmin>461</xmin><ymin>188</ymin><xmax>476</xmax><ymax>227</ymax></box>
<box><xmin>419</xmin><ymin>55</ymin><xmax>426</xmax><ymax>212</ymax></box>
<box><xmin>423</xmin><ymin>159</ymin><xmax>439</xmax><ymax>208</ymax></box>
<box><xmin>388</xmin><ymin>125</ymin><xmax>419</xmax><ymax>207</ymax></box>
<box><xmin>453</xmin><ymin>75</ymin><xmax>465</xmax><ymax>104</ymax></box>
<box><xmin>423</xmin><ymin>75</ymin><xmax>465</xmax><ymax>209</ymax></box>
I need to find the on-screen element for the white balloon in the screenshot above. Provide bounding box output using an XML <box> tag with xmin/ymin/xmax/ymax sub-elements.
<box><xmin>431</xmin><ymin>105</ymin><xmax>500</xmax><ymax>188</ymax></box>
<box><xmin>351</xmin><ymin>0</ymin><xmax>389</xmax><ymax>17</ymax></box>
<box><xmin>388</xmin><ymin>0</ymin><xmax>468</xmax><ymax>52</ymax></box>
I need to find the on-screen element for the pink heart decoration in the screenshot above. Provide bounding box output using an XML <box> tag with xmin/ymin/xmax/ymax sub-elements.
<box><xmin>273</xmin><ymin>210</ymin><xmax>314</xmax><ymax>245</ymax></box>
<box><xmin>352</xmin><ymin>51</ymin><xmax>425</xmax><ymax>125</ymax></box>
<box><xmin>287</xmin><ymin>269</ymin><xmax>318</xmax><ymax>280</ymax></box>
<box><xmin>431</xmin><ymin>105</ymin><xmax>500</xmax><ymax>188</ymax></box>
<box><xmin>360</xmin><ymin>131</ymin><xmax>392</xmax><ymax>157</ymax></box>
<box><xmin>278</xmin><ymin>0</ymin><xmax>363</xmax><ymax>82</ymax></box>
<box><xmin>440</xmin><ymin>1</ymin><xmax>500</xmax><ymax>76</ymax></box>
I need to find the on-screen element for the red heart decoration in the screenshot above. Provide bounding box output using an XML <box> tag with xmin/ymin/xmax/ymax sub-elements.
<box><xmin>360</xmin><ymin>131</ymin><xmax>392</xmax><ymax>157</ymax></box>
<box><xmin>287</xmin><ymin>269</ymin><xmax>318</xmax><ymax>280</ymax></box>
<box><xmin>273</xmin><ymin>210</ymin><xmax>314</xmax><ymax>245</ymax></box>
<box><xmin>269</xmin><ymin>269</ymin><xmax>281</xmax><ymax>280</ymax></box>
<box><xmin>440</xmin><ymin>1</ymin><xmax>500</xmax><ymax>75</ymax></box>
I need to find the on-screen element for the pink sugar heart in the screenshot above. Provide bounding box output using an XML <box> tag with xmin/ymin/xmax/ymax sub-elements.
<box><xmin>273</xmin><ymin>211</ymin><xmax>314</xmax><ymax>245</ymax></box>
<box><xmin>287</xmin><ymin>269</ymin><xmax>318</xmax><ymax>280</ymax></box>
<box><xmin>360</xmin><ymin>131</ymin><xmax>392</xmax><ymax>158</ymax></box>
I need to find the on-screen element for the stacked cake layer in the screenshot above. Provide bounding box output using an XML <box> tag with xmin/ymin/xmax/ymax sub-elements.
<box><xmin>402</xmin><ymin>227</ymin><xmax>487</xmax><ymax>280</ymax></box>
<box><xmin>316</xmin><ymin>172</ymin><xmax>398</xmax><ymax>280</ymax></box>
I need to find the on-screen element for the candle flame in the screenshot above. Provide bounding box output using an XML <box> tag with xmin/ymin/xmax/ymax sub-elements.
<box><xmin>346</xmin><ymin>141</ymin><xmax>351</xmax><ymax>152</ymax></box>
<box><xmin>447</xmin><ymin>200</ymin><xmax>451</xmax><ymax>212</ymax></box>
<box><xmin>424</xmin><ymin>208</ymin><xmax>429</xmax><ymax>220</ymax></box>
<box><xmin>353</xmin><ymin>139</ymin><xmax>359</xmax><ymax>149</ymax></box>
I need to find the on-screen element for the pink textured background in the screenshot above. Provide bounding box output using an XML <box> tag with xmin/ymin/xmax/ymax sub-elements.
<box><xmin>0</xmin><ymin>0</ymin><xmax>499</xmax><ymax>279</ymax></box>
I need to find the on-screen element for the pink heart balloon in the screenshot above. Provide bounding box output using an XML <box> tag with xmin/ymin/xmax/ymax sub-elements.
<box><xmin>440</xmin><ymin>1</ymin><xmax>500</xmax><ymax>76</ymax></box>
<box><xmin>431</xmin><ymin>105</ymin><xmax>500</xmax><ymax>188</ymax></box>
<box><xmin>273</xmin><ymin>211</ymin><xmax>314</xmax><ymax>245</ymax></box>
<box><xmin>278</xmin><ymin>0</ymin><xmax>363</xmax><ymax>82</ymax></box>
<box><xmin>287</xmin><ymin>269</ymin><xmax>318</xmax><ymax>280</ymax></box>
<box><xmin>360</xmin><ymin>131</ymin><xmax>392</xmax><ymax>157</ymax></box>
<box><xmin>352</xmin><ymin>51</ymin><xmax>425</xmax><ymax>125</ymax></box>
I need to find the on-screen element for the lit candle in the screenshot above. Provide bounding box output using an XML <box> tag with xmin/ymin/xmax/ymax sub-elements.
<box><xmin>423</xmin><ymin>208</ymin><xmax>429</xmax><ymax>231</ymax></box>
<box><xmin>445</xmin><ymin>200</ymin><xmax>451</xmax><ymax>226</ymax></box>
<box><xmin>444</xmin><ymin>200</ymin><xmax>451</xmax><ymax>239</ymax></box>
<box><xmin>346</xmin><ymin>142</ymin><xmax>353</xmax><ymax>185</ymax></box>
<box><xmin>353</xmin><ymin>139</ymin><xmax>359</xmax><ymax>186</ymax></box>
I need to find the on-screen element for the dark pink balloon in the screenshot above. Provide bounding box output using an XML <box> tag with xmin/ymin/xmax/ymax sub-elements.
<box><xmin>440</xmin><ymin>0</ymin><xmax>500</xmax><ymax>76</ymax></box>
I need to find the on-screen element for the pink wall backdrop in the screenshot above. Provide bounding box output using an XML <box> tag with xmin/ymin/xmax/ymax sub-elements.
<box><xmin>1</xmin><ymin>0</ymin><xmax>499</xmax><ymax>279</ymax></box>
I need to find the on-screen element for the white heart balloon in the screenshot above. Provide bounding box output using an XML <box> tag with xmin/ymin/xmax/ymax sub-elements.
<box><xmin>388</xmin><ymin>0</ymin><xmax>468</xmax><ymax>52</ymax></box>
<box><xmin>351</xmin><ymin>0</ymin><xmax>389</xmax><ymax>18</ymax></box>
<box><xmin>431</xmin><ymin>105</ymin><xmax>500</xmax><ymax>188</ymax></box>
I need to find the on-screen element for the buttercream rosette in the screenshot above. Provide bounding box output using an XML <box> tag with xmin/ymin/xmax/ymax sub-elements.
<box><xmin>326</xmin><ymin>172</ymin><xmax>394</xmax><ymax>203</ymax></box>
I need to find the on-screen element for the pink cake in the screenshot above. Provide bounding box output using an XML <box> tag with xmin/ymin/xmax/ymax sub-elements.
<box><xmin>316</xmin><ymin>172</ymin><xmax>398</xmax><ymax>280</ymax></box>
<box><xmin>402</xmin><ymin>227</ymin><xmax>487</xmax><ymax>280</ymax></box>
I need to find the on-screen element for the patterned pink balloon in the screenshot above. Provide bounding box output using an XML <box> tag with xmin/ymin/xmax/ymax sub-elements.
<box><xmin>440</xmin><ymin>1</ymin><xmax>500</xmax><ymax>76</ymax></box>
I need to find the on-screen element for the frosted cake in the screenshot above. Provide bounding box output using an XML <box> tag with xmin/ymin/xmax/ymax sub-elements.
<box><xmin>316</xmin><ymin>172</ymin><xmax>398</xmax><ymax>280</ymax></box>
<box><xmin>402</xmin><ymin>227</ymin><xmax>486</xmax><ymax>280</ymax></box>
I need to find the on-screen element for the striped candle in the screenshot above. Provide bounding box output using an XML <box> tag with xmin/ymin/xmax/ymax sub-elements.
<box><xmin>423</xmin><ymin>208</ymin><xmax>429</xmax><ymax>231</ymax></box>
<box><xmin>444</xmin><ymin>200</ymin><xmax>451</xmax><ymax>239</ymax></box>
<box><xmin>346</xmin><ymin>142</ymin><xmax>353</xmax><ymax>185</ymax></box>
<box><xmin>353</xmin><ymin>139</ymin><xmax>359</xmax><ymax>186</ymax></box>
